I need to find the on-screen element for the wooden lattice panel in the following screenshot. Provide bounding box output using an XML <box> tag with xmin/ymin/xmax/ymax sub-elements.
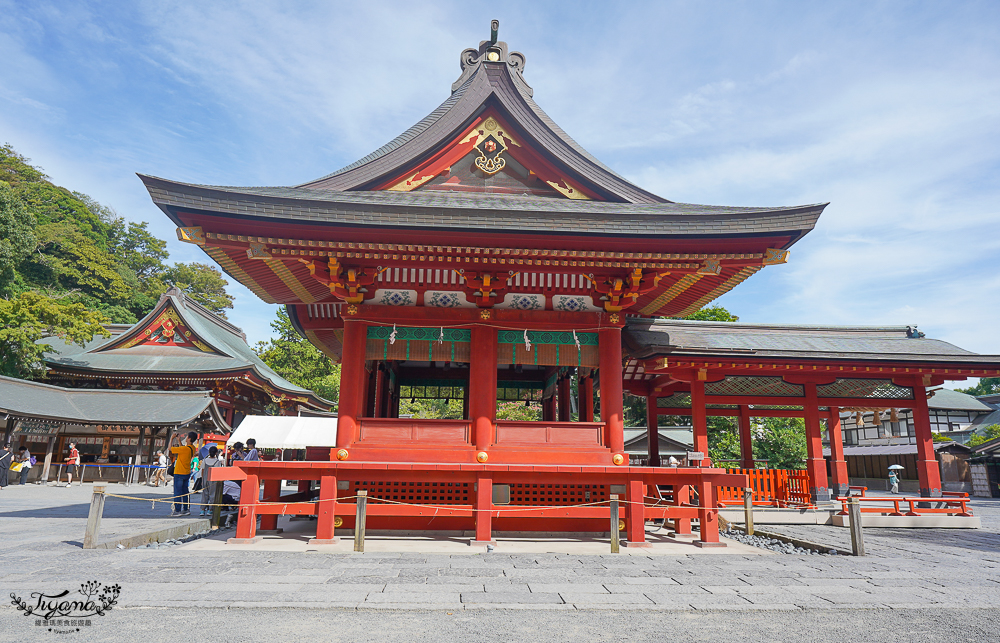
<box><xmin>509</xmin><ymin>483</ymin><xmax>607</xmax><ymax>506</ymax></box>
<box><xmin>348</xmin><ymin>480</ymin><xmax>471</xmax><ymax>504</ymax></box>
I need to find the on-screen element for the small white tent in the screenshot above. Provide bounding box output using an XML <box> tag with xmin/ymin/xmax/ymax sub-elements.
<box><xmin>227</xmin><ymin>416</ymin><xmax>338</xmax><ymax>450</ymax></box>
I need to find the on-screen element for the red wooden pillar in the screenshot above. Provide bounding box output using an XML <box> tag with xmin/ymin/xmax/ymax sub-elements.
<box><xmin>230</xmin><ymin>474</ymin><xmax>260</xmax><ymax>543</ymax></box>
<box><xmin>469</xmin><ymin>326</ymin><xmax>497</xmax><ymax>451</ymax></box>
<box><xmin>626</xmin><ymin>478</ymin><xmax>647</xmax><ymax>545</ymax></box>
<box><xmin>557</xmin><ymin>375</ymin><xmax>572</xmax><ymax>422</ymax></box>
<box><xmin>672</xmin><ymin>484</ymin><xmax>691</xmax><ymax>535</ymax></box>
<box><xmin>473</xmin><ymin>475</ymin><xmax>494</xmax><ymax>544</ymax></box>
<box><xmin>912</xmin><ymin>385</ymin><xmax>943</xmax><ymax>497</ymax></box>
<box><xmin>542</xmin><ymin>395</ymin><xmax>556</xmax><ymax>422</ymax></box>
<box><xmin>259</xmin><ymin>478</ymin><xmax>281</xmax><ymax>532</ymax></box>
<box><xmin>738</xmin><ymin>405</ymin><xmax>754</xmax><ymax>469</ymax></box>
<box><xmin>646</xmin><ymin>396</ymin><xmax>660</xmax><ymax>467</ymax></box>
<box><xmin>599</xmin><ymin>327</ymin><xmax>625</xmax><ymax>456</ymax></box>
<box><xmin>803</xmin><ymin>383</ymin><xmax>831</xmax><ymax>502</ymax></box>
<box><xmin>310</xmin><ymin>474</ymin><xmax>339</xmax><ymax>544</ymax></box>
<box><xmin>337</xmin><ymin>320</ymin><xmax>367</xmax><ymax>448</ymax></box>
<box><xmin>690</xmin><ymin>379</ymin><xmax>710</xmax><ymax>465</ymax></box>
<box><xmin>694</xmin><ymin>480</ymin><xmax>724</xmax><ymax>547</ymax></box>
<box><xmin>373</xmin><ymin>366</ymin><xmax>387</xmax><ymax>418</ymax></box>
<box><xmin>827</xmin><ymin>406</ymin><xmax>849</xmax><ymax>497</ymax></box>
<box><xmin>579</xmin><ymin>376</ymin><xmax>594</xmax><ymax>422</ymax></box>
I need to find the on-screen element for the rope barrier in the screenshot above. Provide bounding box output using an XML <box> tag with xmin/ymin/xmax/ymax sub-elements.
<box><xmin>101</xmin><ymin>491</ymin><xmax>703</xmax><ymax>513</ymax></box>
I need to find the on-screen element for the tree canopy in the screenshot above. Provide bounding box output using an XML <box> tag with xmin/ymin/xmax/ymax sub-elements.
<box><xmin>254</xmin><ymin>307</ymin><xmax>340</xmax><ymax>405</ymax></box>
<box><xmin>0</xmin><ymin>143</ymin><xmax>234</xmax><ymax>323</ymax></box>
<box><xmin>956</xmin><ymin>378</ymin><xmax>1000</xmax><ymax>397</ymax></box>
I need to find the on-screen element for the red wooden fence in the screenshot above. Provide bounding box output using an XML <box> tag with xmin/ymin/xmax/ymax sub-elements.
<box><xmin>717</xmin><ymin>468</ymin><xmax>812</xmax><ymax>507</ymax></box>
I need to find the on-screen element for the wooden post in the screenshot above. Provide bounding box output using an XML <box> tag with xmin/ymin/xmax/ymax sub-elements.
<box><xmin>625</xmin><ymin>478</ymin><xmax>646</xmax><ymax>545</ymax></box>
<box><xmin>803</xmin><ymin>383</ymin><xmax>831</xmax><ymax>502</ymax></box>
<box><xmin>310</xmin><ymin>475</ymin><xmax>339</xmax><ymax>544</ymax></box>
<box><xmin>911</xmin><ymin>384</ymin><xmax>943</xmax><ymax>497</ymax></box>
<box><xmin>738</xmin><ymin>405</ymin><xmax>754</xmax><ymax>469</ymax></box>
<box><xmin>557</xmin><ymin>375</ymin><xmax>571</xmax><ymax>422</ymax></box>
<box><xmin>743</xmin><ymin>487</ymin><xmax>754</xmax><ymax>536</ymax></box>
<box><xmin>599</xmin><ymin>327</ymin><xmax>625</xmax><ymax>456</ymax></box>
<box><xmin>828</xmin><ymin>407</ymin><xmax>850</xmax><ymax>497</ymax></box>
<box><xmin>694</xmin><ymin>480</ymin><xmax>724</xmax><ymax>547</ymax></box>
<box><xmin>847</xmin><ymin>497</ymin><xmax>865</xmax><ymax>556</ymax></box>
<box><xmin>473</xmin><ymin>476</ymin><xmax>494</xmax><ymax>544</ymax></box>
<box><xmin>41</xmin><ymin>435</ymin><xmax>56</xmax><ymax>484</ymax></box>
<box><xmin>83</xmin><ymin>483</ymin><xmax>108</xmax><ymax>549</ymax></box>
<box><xmin>646</xmin><ymin>396</ymin><xmax>660</xmax><ymax>467</ymax></box>
<box><xmin>354</xmin><ymin>490</ymin><xmax>368</xmax><ymax>553</ymax></box>
<box><xmin>609</xmin><ymin>494</ymin><xmax>620</xmax><ymax>553</ymax></box>
<box><xmin>336</xmin><ymin>320</ymin><xmax>367</xmax><ymax>448</ymax></box>
<box><xmin>229</xmin><ymin>473</ymin><xmax>260</xmax><ymax>543</ymax></box>
<box><xmin>542</xmin><ymin>395</ymin><xmax>556</xmax><ymax>422</ymax></box>
<box><xmin>469</xmin><ymin>325</ymin><xmax>498</xmax><ymax>451</ymax></box>
<box><xmin>690</xmin><ymin>379</ymin><xmax>710</xmax><ymax>466</ymax></box>
<box><xmin>259</xmin><ymin>479</ymin><xmax>281</xmax><ymax>533</ymax></box>
<box><xmin>672</xmin><ymin>484</ymin><xmax>691</xmax><ymax>535</ymax></box>
<box><xmin>211</xmin><ymin>482</ymin><xmax>224</xmax><ymax>529</ymax></box>
<box><xmin>579</xmin><ymin>376</ymin><xmax>594</xmax><ymax>422</ymax></box>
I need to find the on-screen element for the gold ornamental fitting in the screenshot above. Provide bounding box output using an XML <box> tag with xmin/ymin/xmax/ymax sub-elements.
<box><xmin>333</xmin><ymin>516</ymin><xmax>343</xmax><ymax>528</ymax></box>
<box><xmin>476</xmin><ymin>451</ymin><xmax>489</xmax><ymax>463</ymax></box>
<box><xmin>336</xmin><ymin>449</ymin><xmax>349</xmax><ymax>461</ymax></box>
<box><xmin>612</xmin><ymin>453</ymin><xmax>625</xmax><ymax>466</ymax></box>
<box><xmin>618</xmin><ymin>519</ymin><xmax>626</xmax><ymax>532</ymax></box>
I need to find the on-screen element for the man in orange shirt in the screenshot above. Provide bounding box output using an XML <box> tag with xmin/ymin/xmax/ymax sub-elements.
<box><xmin>168</xmin><ymin>431</ymin><xmax>198</xmax><ymax>516</ymax></box>
<box><xmin>64</xmin><ymin>442</ymin><xmax>81</xmax><ymax>487</ymax></box>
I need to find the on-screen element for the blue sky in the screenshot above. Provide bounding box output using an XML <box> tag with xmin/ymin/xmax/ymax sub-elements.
<box><xmin>2</xmin><ymin>1</ymin><xmax>999</xmax><ymax>375</ymax></box>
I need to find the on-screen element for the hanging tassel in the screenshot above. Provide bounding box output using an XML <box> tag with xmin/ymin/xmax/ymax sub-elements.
<box><xmin>855</xmin><ymin>411</ymin><xmax>863</xmax><ymax>427</ymax></box>
<box><xmin>523</xmin><ymin>329</ymin><xmax>532</xmax><ymax>352</ymax></box>
<box><xmin>890</xmin><ymin>408</ymin><xmax>899</xmax><ymax>423</ymax></box>
<box><xmin>438</xmin><ymin>326</ymin><xmax>445</xmax><ymax>344</ymax></box>
<box><xmin>389</xmin><ymin>324</ymin><xmax>397</xmax><ymax>345</ymax></box>
<box><xmin>572</xmin><ymin>330</ymin><xmax>581</xmax><ymax>349</ymax></box>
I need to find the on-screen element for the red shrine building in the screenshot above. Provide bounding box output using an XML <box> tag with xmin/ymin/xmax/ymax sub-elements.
<box><xmin>139</xmin><ymin>23</ymin><xmax>1000</xmax><ymax>545</ymax></box>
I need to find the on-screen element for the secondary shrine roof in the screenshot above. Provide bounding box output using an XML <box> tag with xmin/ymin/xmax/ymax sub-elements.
<box><xmin>0</xmin><ymin>375</ymin><xmax>228</xmax><ymax>427</ymax></box>
<box><xmin>623</xmin><ymin>319</ymin><xmax>1000</xmax><ymax>365</ymax></box>
<box><xmin>41</xmin><ymin>288</ymin><xmax>331</xmax><ymax>410</ymax></box>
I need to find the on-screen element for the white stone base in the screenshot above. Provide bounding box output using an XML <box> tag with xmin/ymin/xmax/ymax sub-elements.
<box><xmin>830</xmin><ymin>514</ymin><xmax>980</xmax><ymax>529</ymax></box>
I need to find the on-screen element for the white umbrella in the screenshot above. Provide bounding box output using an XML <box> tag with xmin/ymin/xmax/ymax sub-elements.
<box><xmin>888</xmin><ymin>464</ymin><xmax>905</xmax><ymax>470</ymax></box>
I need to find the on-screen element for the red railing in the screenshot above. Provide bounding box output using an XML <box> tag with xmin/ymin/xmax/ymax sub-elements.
<box><xmin>717</xmin><ymin>468</ymin><xmax>812</xmax><ymax>507</ymax></box>
<box><xmin>836</xmin><ymin>495</ymin><xmax>972</xmax><ymax>517</ymax></box>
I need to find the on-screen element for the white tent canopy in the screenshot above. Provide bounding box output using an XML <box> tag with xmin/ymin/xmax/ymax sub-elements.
<box><xmin>227</xmin><ymin>416</ymin><xmax>338</xmax><ymax>450</ymax></box>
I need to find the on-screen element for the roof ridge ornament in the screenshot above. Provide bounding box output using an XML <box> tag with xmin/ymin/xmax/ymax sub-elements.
<box><xmin>452</xmin><ymin>19</ymin><xmax>531</xmax><ymax>96</ymax></box>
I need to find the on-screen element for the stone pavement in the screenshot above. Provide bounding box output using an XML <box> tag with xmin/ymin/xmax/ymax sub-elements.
<box><xmin>2</xmin><ymin>482</ymin><xmax>999</xmax><ymax>614</ymax></box>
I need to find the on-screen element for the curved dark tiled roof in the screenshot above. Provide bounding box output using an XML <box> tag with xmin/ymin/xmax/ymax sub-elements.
<box><xmin>41</xmin><ymin>289</ymin><xmax>333</xmax><ymax>409</ymax></box>
<box><xmin>296</xmin><ymin>39</ymin><xmax>666</xmax><ymax>203</ymax></box>
<box><xmin>140</xmin><ymin>174</ymin><xmax>825</xmax><ymax>240</ymax></box>
<box><xmin>0</xmin><ymin>375</ymin><xmax>226</xmax><ymax>426</ymax></box>
<box><xmin>623</xmin><ymin>318</ymin><xmax>1000</xmax><ymax>365</ymax></box>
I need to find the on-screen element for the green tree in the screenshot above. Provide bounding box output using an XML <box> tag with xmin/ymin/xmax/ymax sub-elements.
<box><xmin>162</xmin><ymin>263</ymin><xmax>234</xmax><ymax>317</ymax></box>
<box><xmin>683</xmin><ymin>305</ymin><xmax>739</xmax><ymax>322</ymax></box>
<box><xmin>0</xmin><ymin>291</ymin><xmax>109</xmax><ymax>379</ymax></box>
<box><xmin>967</xmin><ymin>424</ymin><xmax>1000</xmax><ymax>447</ymax></box>
<box><xmin>957</xmin><ymin>378</ymin><xmax>1000</xmax><ymax>397</ymax></box>
<box><xmin>255</xmin><ymin>308</ymin><xmax>339</xmax><ymax>404</ymax></box>
<box><xmin>0</xmin><ymin>181</ymin><xmax>35</xmax><ymax>295</ymax></box>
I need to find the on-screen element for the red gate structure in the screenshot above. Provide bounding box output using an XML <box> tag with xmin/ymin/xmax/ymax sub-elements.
<box><xmin>148</xmin><ymin>23</ymin><xmax>1000</xmax><ymax>546</ymax></box>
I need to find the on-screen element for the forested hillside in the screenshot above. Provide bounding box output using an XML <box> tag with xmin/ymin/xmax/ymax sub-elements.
<box><xmin>0</xmin><ymin>143</ymin><xmax>234</xmax><ymax>378</ymax></box>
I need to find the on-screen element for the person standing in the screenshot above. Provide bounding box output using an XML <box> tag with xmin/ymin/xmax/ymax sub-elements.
<box><xmin>229</xmin><ymin>442</ymin><xmax>245</xmax><ymax>466</ymax></box>
<box><xmin>168</xmin><ymin>431</ymin><xmax>198</xmax><ymax>516</ymax></box>
<box><xmin>244</xmin><ymin>439</ymin><xmax>259</xmax><ymax>461</ymax></box>
<box><xmin>0</xmin><ymin>443</ymin><xmax>11</xmax><ymax>489</ymax></box>
<box><xmin>889</xmin><ymin>470</ymin><xmax>900</xmax><ymax>495</ymax></box>
<box><xmin>149</xmin><ymin>451</ymin><xmax>167</xmax><ymax>486</ymax></box>
<box><xmin>64</xmin><ymin>442</ymin><xmax>81</xmax><ymax>486</ymax></box>
<box><xmin>16</xmin><ymin>446</ymin><xmax>32</xmax><ymax>485</ymax></box>
<box><xmin>199</xmin><ymin>446</ymin><xmax>224</xmax><ymax>516</ymax></box>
